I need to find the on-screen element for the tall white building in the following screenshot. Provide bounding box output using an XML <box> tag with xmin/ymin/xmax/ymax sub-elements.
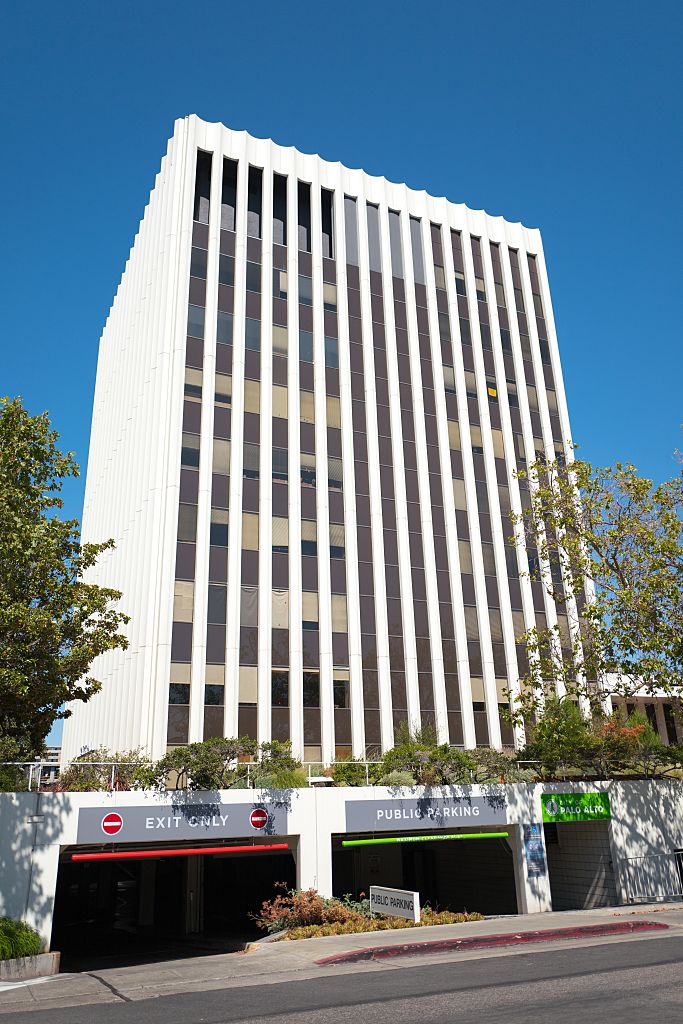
<box><xmin>63</xmin><ymin>114</ymin><xmax>591</xmax><ymax>762</ymax></box>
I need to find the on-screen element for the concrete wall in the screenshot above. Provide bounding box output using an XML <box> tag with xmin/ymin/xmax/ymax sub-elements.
<box><xmin>2</xmin><ymin>780</ymin><xmax>683</xmax><ymax>948</ymax></box>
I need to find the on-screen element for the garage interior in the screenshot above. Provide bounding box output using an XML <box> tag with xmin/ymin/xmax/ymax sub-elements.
<box><xmin>51</xmin><ymin>842</ymin><xmax>296</xmax><ymax>970</ymax></box>
<box><xmin>544</xmin><ymin>820</ymin><xmax>617</xmax><ymax>910</ymax></box>
<box><xmin>332</xmin><ymin>829</ymin><xmax>518</xmax><ymax>916</ymax></box>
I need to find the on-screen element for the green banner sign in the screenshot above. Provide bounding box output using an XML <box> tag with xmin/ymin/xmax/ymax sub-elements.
<box><xmin>541</xmin><ymin>792</ymin><xmax>611</xmax><ymax>822</ymax></box>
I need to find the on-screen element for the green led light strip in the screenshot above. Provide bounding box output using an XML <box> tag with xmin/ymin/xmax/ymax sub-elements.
<box><xmin>341</xmin><ymin>831</ymin><xmax>509</xmax><ymax>848</ymax></box>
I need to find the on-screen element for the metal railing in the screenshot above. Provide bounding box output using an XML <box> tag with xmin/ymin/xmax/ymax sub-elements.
<box><xmin>620</xmin><ymin>851</ymin><xmax>683</xmax><ymax>904</ymax></box>
<box><xmin>0</xmin><ymin>759</ymin><xmax>388</xmax><ymax>792</ymax></box>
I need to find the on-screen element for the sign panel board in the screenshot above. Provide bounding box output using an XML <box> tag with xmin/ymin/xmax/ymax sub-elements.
<box><xmin>541</xmin><ymin>792</ymin><xmax>611</xmax><ymax>823</ymax></box>
<box><xmin>76</xmin><ymin>800</ymin><xmax>289</xmax><ymax>845</ymax></box>
<box><xmin>523</xmin><ymin>823</ymin><xmax>547</xmax><ymax>877</ymax></box>
<box><xmin>370</xmin><ymin>885</ymin><xmax>420</xmax><ymax>923</ymax></box>
<box><xmin>345</xmin><ymin>794</ymin><xmax>507</xmax><ymax>833</ymax></box>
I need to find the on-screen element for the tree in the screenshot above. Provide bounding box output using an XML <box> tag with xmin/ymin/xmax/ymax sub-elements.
<box><xmin>510</xmin><ymin>452</ymin><xmax>683</xmax><ymax>710</ymax></box>
<box><xmin>0</xmin><ymin>397</ymin><xmax>129</xmax><ymax>755</ymax></box>
<box><xmin>150</xmin><ymin>737</ymin><xmax>308</xmax><ymax>791</ymax></box>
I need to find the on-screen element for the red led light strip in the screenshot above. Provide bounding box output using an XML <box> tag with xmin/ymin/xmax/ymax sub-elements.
<box><xmin>71</xmin><ymin>843</ymin><xmax>289</xmax><ymax>862</ymax></box>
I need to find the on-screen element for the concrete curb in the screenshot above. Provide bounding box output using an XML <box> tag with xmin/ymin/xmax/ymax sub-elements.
<box><xmin>314</xmin><ymin>920</ymin><xmax>669</xmax><ymax>965</ymax></box>
<box><xmin>0</xmin><ymin>952</ymin><xmax>61</xmax><ymax>981</ymax></box>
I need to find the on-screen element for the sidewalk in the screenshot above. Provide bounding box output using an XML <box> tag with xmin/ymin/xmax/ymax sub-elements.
<box><xmin>2</xmin><ymin>903</ymin><xmax>682</xmax><ymax>1014</ymax></box>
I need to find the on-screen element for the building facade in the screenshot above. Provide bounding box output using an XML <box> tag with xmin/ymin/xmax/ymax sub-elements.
<box><xmin>62</xmin><ymin>114</ymin><xmax>579</xmax><ymax>763</ymax></box>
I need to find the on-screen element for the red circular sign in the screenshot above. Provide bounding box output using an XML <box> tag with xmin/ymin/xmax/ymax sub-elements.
<box><xmin>101</xmin><ymin>812</ymin><xmax>123</xmax><ymax>837</ymax></box>
<box><xmin>250</xmin><ymin>808</ymin><xmax>268</xmax><ymax>830</ymax></box>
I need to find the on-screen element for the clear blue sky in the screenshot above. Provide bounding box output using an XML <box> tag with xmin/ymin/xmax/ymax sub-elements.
<box><xmin>2</xmin><ymin>1</ymin><xmax>682</xmax><ymax>507</ymax></box>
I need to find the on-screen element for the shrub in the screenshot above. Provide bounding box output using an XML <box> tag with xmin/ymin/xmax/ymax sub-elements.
<box><xmin>56</xmin><ymin>747</ymin><xmax>155</xmax><ymax>791</ymax></box>
<box><xmin>253</xmin><ymin>885</ymin><xmax>375</xmax><ymax>934</ymax></box>
<box><xmin>281</xmin><ymin>907</ymin><xmax>484</xmax><ymax>940</ymax></box>
<box><xmin>0</xmin><ymin>919</ymin><xmax>43</xmax><ymax>961</ymax></box>
<box><xmin>331</xmin><ymin>758</ymin><xmax>380</xmax><ymax>787</ymax></box>
<box><xmin>377</xmin><ymin>769</ymin><xmax>417</xmax><ymax>787</ymax></box>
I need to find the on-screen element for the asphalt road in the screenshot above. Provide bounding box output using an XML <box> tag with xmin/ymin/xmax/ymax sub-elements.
<box><xmin>6</xmin><ymin>935</ymin><xmax>683</xmax><ymax>1024</ymax></box>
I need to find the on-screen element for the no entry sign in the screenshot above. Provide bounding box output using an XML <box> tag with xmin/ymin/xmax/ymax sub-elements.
<box><xmin>249</xmin><ymin>808</ymin><xmax>269</xmax><ymax>830</ymax></box>
<box><xmin>101</xmin><ymin>812</ymin><xmax>123</xmax><ymax>837</ymax></box>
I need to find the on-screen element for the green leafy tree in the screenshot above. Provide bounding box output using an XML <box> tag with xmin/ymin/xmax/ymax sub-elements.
<box><xmin>510</xmin><ymin>452</ymin><xmax>683</xmax><ymax>710</ymax></box>
<box><xmin>56</xmin><ymin>747</ymin><xmax>155</xmax><ymax>791</ymax></box>
<box><xmin>0</xmin><ymin>397</ymin><xmax>129</xmax><ymax>754</ymax></box>
<box><xmin>150</xmin><ymin>737</ymin><xmax>307</xmax><ymax>791</ymax></box>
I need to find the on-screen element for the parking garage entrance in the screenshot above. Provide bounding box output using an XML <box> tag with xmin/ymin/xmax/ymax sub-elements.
<box><xmin>51</xmin><ymin>799</ymin><xmax>295</xmax><ymax>970</ymax></box>
<box><xmin>332</xmin><ymin>792</ymin><xmax>517</xmax><ymax>916</ymax></box>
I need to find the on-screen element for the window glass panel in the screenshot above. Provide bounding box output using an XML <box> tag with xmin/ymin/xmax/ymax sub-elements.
<box><xmin>302</xmin><ymin>590</ymin><xmax>319</xmax><ymax>626</ymax></box>
<box><xmin>206</xmin><ymin>664</ymin><xmax>225</xmax><ymax>685</ymax></box>
<box><xmin>181</xmin><ymin>432</ymin><xmax>200</xmax><ymax>467</ymax></box>
<box><xmin>170</xmin><ymin>663</ymin><xmax>191</xmax><ymax>687</ymax></box>
<box><xmin>272</xmin><ymin>446</ymin><xmax>288</xmax><ymax>481</ymax></box>
<box><xmin>366</xmin><ymin>203</ymin><xmax>382</xmax><ymax>273</ymax></box>
<box><xmin>453</xmin><ymin>478</ymin><xmax>467</xmax><ymax>510</ymax></box>
<box><xmin>217</xmin><ymin>311</ymin><xmax>233</xmax><ymax>345</ymax></box>
<box><xmin>333</xmin><ymin>669</ymin><xmax>350</xmax><ymax>708</ymax></box>
<box><xmin>325</xmin><ymin>335</ymin><xmax>338</xmax><ymax>368</ymax></box>
<box><xmin>329</xmin><ymin>521</ymin><xmax>345</xmax><ymax>557</ymax></box>
<box><xmin>239</xmin><ymin>665</ymin><xmax>258</xmax><ymax>703</ymax></box>
<box><xmin>240</xmin><ymin>587</ymin><xmax>258</xmax><ymax>627</ymax></box>
<box><xmin>245</xmin><ymin>318</ymin><xmax>261</xmax><ymax>352</ymax></box>
<box><xmin>272</xmin><ymin>324</ymin><xmax>288</xmax><ymax>356</ymax></box>
<box><xmin>298</xmin><ymin>274</ymin><xmax>313</xmax><ymax>305</ymax></box>
<box><xmin>388</xmin><ymin>210</ymin><xmax>404</xmax><ymax>278</ymax></box>
<box><xmin>173</xmin><ymin>581</ymin><xmax>194</xmax><ymax>622</ymax></box>
<box><xmin>301</xmin><ymin>451</ymin><xmax>316</xmax><ymax>487</ymax></box>
<box><xmin>326</xmin><ymin>396</ymin><xmax>341</xmax><ymax>428</ymax></box>
<box><xmin>448</xmin><ymin>420</ymin><xmax>461</xmax><ymax>450</ymax></box>
<box><xmin>331</xmin><ymin>594</ymin><xmax>348</xmax><ymax>632</ymax></box>
<box><xmin>303</xmin><ymin>671</ymin><xmax>320</xmax><ymax>707</ymax></box>
<box><xmin>187</xmin><ymin>304</ymin><xmax>205</xmax><ymax>339</ymax></box>
<box><xmin>184</xmin><ymin>366</ymin><xmax>202</xmax><ymax>400</ymax></box>
<box><xmin>178</xmin><ymin>504</ymin><xmax>197</xmax><ymax>543</ymax></box>
<box><xmin>190</xmin><ymin>247</ymin><xmax>207</xmax><ymax>279</ymax></box>
<box><xmin>204</xmin><ymin>684</ymin><xmax>224</xmax><ymax>706</ymax></box>
<box><xmin>219</xmin><ymin>254</ymin><xmax>234</xmax><ymax>286</ymax></box>
<box><xmin>470</xmin><ymin>425</ymin><xmax>483</xmax><ymax>454</ymax></box>
<box><xmin>169</xmin><ymin>683</ymin><xmax>191</xmax><ymax>705</ymax></box>
<box><xmin>443</xmin><ymin>366</ymin><xmax>456</xmax><ymax>394</ymax></box>
<box><xmin>272</xmin><ymin>516</ymin><xmax>289</xmax><ymax>552</ymax></box>
<box><xmin>458</xmin><ymin>539</ymin><xmax>472</xmax><ymax>573</ymax></box>
<box><xmin>244</xmin><ymin>380</ymin><xmax>260</xmax><ymax>414</ymax></box>
<box><xmin>272</xmin><ymin>670</ymin><xmax>289</xmax><ymax>706</ymax></box>
<box><xmin>212</xmin><ymin>438</ymin><xmax>230</xmax><ymax>474</ymax></box>
<box><xmin>272</xmin><ymin>589</ymin><xmax>289</xmax><ymax>629</ymax></box>
<box><xmin>491</xmin><ymin>429</ymin><xmax>505</xmax><ymax>459</ymax></box>
<box><xmin>207</xmin><ymin>584</ymin><xmax>227</xmax><ymax>624</ymax></box>
<box><xmin>299</xmin><ymin>329</ymin><xmax>314</xmax><ymax>362</ymax></box>
<box><xmin>210</xmin><ymin>508</ymin><xmax>228</xmax><ymax>546</ymax></box>
<box><xmin>300</xmin><ymin>390</ymin><xmax>315</xmax><ymax>423</ymax></box>
<box><xmin>409</xmin><ymin>217</ymin><xmax>425</xmax><ymax>284</ymax></box>
<box><xmin>327</xmin><ymin>457</ymin><xmax>343</xmax><ymax>491</ymax></box>
<box><xmin>465</xmin><ymin>606</ymin><xmax>479</xmax><ymax>640</ymax></box>
<box><xmin>215</xmin><ymin>372</ymin><xmax>232</xmax><ymax>406</ymax></box>
<box><xmin>272</xmin><ymin>385</ymin><xmax>288</xmax><ymax>418</ymax></box>
<box><xmin>242</xmin><ymin>513</ymin><xmax>259</xmax><ymax>550</ymax></box>
<box><xmin>344</xmin><ymin>196</ymin><xmax>359</xmax><ymax>266</ymax></box>
<box><xmin>243</xmin><ymin>442</ymin><xmax>260</xmax><ymax>478</ymax></box>
<box><xmin>273</xmin><ymin>268</ymin><xmax>288</xmax><ymax>299</ymax></box>
<box><xmin>323</xmin><ymin>283</ymin><xmax>337</xmax><ymax>312</ymax></box>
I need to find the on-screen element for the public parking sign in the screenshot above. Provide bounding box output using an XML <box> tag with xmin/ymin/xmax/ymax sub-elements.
<box><xmin>370</xmin><ymin>885</ymin><xmax>421</xmax><ymax>923</ymax></box>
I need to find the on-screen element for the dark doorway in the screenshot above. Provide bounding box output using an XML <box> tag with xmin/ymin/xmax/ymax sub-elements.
<box><xmin>333</xmin><ymin>834</ymin><xmax>517</xmax><ymax>916</ymax></box>
<box><xmin>51</xmin><ymin>846</ymin><xmax>295</xmax><ymax>971</ymax></box>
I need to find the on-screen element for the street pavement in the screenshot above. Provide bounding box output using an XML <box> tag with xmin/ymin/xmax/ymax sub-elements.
<box><xmin>2</xmin><ymin>904</ymin><xmax>683</xmax><ymax>1021</ymax></box>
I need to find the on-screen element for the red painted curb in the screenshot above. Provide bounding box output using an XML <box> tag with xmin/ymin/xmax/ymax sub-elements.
<box><xmin>314</xmin><ymin>920</ymin><xmax>669</xmax><ymax>965</ymax></box>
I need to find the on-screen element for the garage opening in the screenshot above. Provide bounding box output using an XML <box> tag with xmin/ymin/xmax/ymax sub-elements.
<box><xmin>51</xmin><ymin>842</ymin><xmax>296</xmax><ymax>970</ymax></box>
<box><xmin>544</xmin><ymin>820</ymin><xmax>617</xmax><ymax>910</ymax></box>
<box><xmin>332</xmin><ymin>828</ymin><xmax>517</xmax><ymax>916</ymax></box>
